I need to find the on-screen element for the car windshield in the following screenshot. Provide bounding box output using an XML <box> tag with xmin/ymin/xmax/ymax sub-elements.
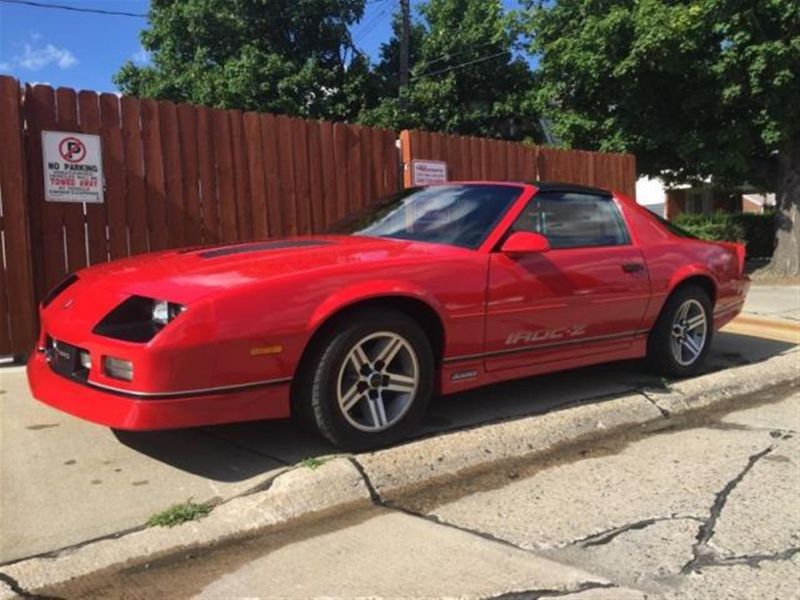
<box><xmin>333</xmin><ymin>184</ymin><xmax>522</xmax><ymax>249</ymax></box>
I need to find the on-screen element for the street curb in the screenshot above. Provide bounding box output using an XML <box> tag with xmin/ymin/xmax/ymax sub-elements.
<box><xmin>1</xmin><ymin>350</ymin><xmax>797</xmax><ymax>598</ymax></box>
<box><xmin>723</xmin><ymin>314</ymin><xmax>800</xmax><ymax>344</ymax></box>
<box><xmin>357</xmin><ymin>351</ymin><xmax>799</xmax><ymax>502</ymax></box>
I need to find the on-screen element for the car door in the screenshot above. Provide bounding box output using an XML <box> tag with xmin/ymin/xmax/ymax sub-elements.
<box><xmin>485</xmin><ymin>190</ymin><xmax>651</xmax><ymax>373</ymax></box>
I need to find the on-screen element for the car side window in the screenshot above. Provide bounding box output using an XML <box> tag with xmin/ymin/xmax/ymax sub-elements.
<box><xmin>511</xmin><ymin>192</ymin><xmax>630</xmax><ymax>249</ymax></box>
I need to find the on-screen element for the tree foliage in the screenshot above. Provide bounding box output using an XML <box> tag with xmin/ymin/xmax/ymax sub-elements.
<box><xmin>115</xmin><ymin>0</ymin><xmax>374</xmax><ymax>121</ymax></box>
<box><xmin>524</xmin><ymin>0</ymin><xmax>800</xmax><ymax>273</ymax></box>
<box><xmin>523</xmin><ymin>0</ymin><xmax>799</xmax><ymax>187</ymax></box>
<box><xmin>360</xmin><ymin>0</ymin><xmax>540</xmax><ymax>141</ymax></box>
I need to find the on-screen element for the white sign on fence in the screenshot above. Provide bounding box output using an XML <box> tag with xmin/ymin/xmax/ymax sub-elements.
<box><xmin>42</xmin><ymin>131</ymin><xmax>104</xmax><ymax>203</ymax></box>
<box><xmin>410</xmin><ymin>159</ymin><xmax>448</xmax><ymax>186</ymax></box>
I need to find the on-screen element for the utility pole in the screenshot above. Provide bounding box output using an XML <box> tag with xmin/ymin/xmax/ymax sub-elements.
<box><xmin>399</xmin><ymin>0</ymin><xmax>410</xmax><ymax>105</ymax></box>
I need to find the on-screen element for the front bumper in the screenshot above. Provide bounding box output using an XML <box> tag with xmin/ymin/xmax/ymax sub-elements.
<box><xmin>27</xmin><ymin>350</ymin><xmax>291</xmax><ymax>430</ymax></box>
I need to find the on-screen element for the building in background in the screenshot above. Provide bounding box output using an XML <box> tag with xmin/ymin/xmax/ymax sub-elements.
<box><xmin>635</xmin><ymin>177</ymin><xmax>667</xmax><ymax>217</ymax></box>
<box><xmin>635</xmin><ymin>177</ymin><xmax>774</xmax><ymax>220</ymax></box>
<box><xmin>742</xmin><ymin>193</ymin><xmax>776</xmax><ymax>214</ymax></box>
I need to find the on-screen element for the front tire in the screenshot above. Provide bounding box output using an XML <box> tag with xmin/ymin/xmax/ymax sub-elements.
<box><xmin>295</xmin><ymin>308</ymin><xmax>434</xmax><ymax>451</ymax></box>
<box><xmin>647</xmin><ymin>285</ymin><xmax>713</xmax><ymax>378</ymax></box>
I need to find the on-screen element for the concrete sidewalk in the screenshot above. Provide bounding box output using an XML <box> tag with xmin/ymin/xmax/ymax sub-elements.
<box><xmin>743</xmin><ymin>283</ymin><xmax>800</xmax><ymax>321</ymax></box>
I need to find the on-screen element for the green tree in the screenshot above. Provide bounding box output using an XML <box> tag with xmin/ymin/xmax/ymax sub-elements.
<box><xmin>115</xmin><ymin>0</ymin><xmax>374</xmax><ymax>121</ymax></box>
<box><xmin>360</xmin><ymin>0</ymin><xmax>540</xmax><ymax>141</ymax></box>
<box><xmin>523</xmin><ymin>0</ymin><xmax>800</xmax><ymax>274</ymax></box>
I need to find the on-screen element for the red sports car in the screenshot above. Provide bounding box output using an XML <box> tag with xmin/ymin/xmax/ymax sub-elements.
<box><xmin>28</xmin><ymin>182</ymin><xmax>749</xmax><ymax>449</ymax></box>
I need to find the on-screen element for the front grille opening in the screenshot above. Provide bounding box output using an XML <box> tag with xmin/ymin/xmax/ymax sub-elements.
<box><xmin>45</xmin><ymin>336</ymin><xmax>90</xmax><ymax>383</ymax></box>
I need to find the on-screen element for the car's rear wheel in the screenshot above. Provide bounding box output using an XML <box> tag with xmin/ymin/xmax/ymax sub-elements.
<box><xmin>647</xmin><ymin>285</ymin><xmax>713</xmax><ymax>378</ymax></box>
<box><xmin>294</xmin><ymin>308</ymin><xmax>434</xmax><ymax>451</ymax></box>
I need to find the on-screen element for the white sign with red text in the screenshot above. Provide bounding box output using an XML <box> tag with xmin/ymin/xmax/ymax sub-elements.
<box><xmin>42</xmin><ymin>131</ymin><xmax>104</xmax><ymax>203</ymax></box>
<box><xmin>410</xmin><ymin>159</ymin><xmax>448</xmax><ymax>186</ymax></box>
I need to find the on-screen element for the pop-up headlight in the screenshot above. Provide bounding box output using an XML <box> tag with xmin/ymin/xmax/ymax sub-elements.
<box><xmin>93</xmin><ymin>296</ymin><xmax>186</xmax><ymax>343</ymax></box>
<box><xmin>152</xmin><ymin>300</ymin><xmax>185</xmax><ymax>326</ymax></box>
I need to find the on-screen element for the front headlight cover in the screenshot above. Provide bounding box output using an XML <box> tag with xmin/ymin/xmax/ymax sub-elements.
<box><xmin>152</xmin><ymin>300</ymin><xmax>185</xmax><ymax>326</ymax></box>
<box><xmin>93</xmin><ymin>296</ymin><xmax>186</xmax><ymax>343</ymax></box>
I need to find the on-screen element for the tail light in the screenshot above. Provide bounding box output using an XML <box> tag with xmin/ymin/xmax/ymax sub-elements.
<box><xmin>734</xmin><ymin>243</ymin><xmax>746</xmax><ymax>277</ymax></box>
<box><xmin>717</xmin><ymin>241</ymin><xmax>746</xmax><ymax>277</ymax></box>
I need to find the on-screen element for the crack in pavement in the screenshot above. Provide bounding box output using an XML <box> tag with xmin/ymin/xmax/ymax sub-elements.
<box><xmin>637</xmin><ymin>389</ymin><xmax>671</xmax><ymax>418</ymax></box>
<box><xmin>0</xmin><ymin>572</ymin><xmax>62</xmax><ymax>600</ymax></box>
<box><xmin>347</xmin><ymin>459</ymin><xmax>597</xmax><ymax>561</ymax></box>
<box><xmin>348</xmin><ymin>457</ymin><xmax>538</xmax><ymax>554</ymax></box>
<box><xmin>567</xmin><ymin>515</ymin><xmax>704</xmax><ymax>548</ymax></box>
<box><xmin>681</xmin><ymin>443</ymin><xmax>778</xmax><ymax>573</ymax></box>
<box><xmin>483</xmin><ymin>581</ymin><xmax>618</xmax><ymax>599</ymax></box>
<box><xmin>699</xmin><ymin>546</ymin><xmax>800</xmax><ymax>569</ymax></box>
<box><xmin>346</xmin><ymin>457</ymin><xmax>623</xmax><ymax>596</ymax></box>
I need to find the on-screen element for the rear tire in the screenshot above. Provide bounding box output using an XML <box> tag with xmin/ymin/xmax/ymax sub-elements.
<box><xmin>647</xmin><ymin>285</ymin><xmax>713</xmax><ymax>378</ymax></box>
<box><xmin>293</xmin><ymin>308</ymin><xmax>434</xmax><ymax>451</ymax></box>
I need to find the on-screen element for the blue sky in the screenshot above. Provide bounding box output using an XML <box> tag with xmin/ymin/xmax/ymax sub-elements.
<box><xmin>0</xmin><ymin>0</ymin><xmax>525</xmax><ymax>93</ymax></box>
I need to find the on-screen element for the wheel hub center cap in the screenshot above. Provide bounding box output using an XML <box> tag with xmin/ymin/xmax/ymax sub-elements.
<box><xmin>368</xmin><ymin>373</ymin><xmax>383</xmax><ymax>389</ymax></box>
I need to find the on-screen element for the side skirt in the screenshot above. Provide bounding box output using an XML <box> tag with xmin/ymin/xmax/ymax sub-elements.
<box><xmin>438</xmin><ymin>337</ymin><xmax>648</xmax><ymax>396</ymax></box>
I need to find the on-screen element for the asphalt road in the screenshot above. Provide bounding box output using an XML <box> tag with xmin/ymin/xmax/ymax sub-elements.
<box><xmin>0</xmin><ymin>325</ymin><xmax>795</xmax><ymax>565</ymax></box>
<box><xmin>39</xmin><ymin>381</ymin><xmax>800</xmax><ymax>599</ymax></box>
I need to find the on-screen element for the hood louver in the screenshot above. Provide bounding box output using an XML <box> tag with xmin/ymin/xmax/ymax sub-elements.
<box><xmin>198</xmin><ymin>240</ymin><xmax>330</xmax><ymax>259</ymax></box>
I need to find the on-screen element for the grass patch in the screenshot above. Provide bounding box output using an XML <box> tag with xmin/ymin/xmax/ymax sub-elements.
<box><xmin>299</xmin><ymin>456</ymin><xmax>326</xmax><ymax>470</ymax></box>
<box><xmin>146</xmin><ymin>500</ymin><xmax>213</xmax><ymax>528</ymax></box>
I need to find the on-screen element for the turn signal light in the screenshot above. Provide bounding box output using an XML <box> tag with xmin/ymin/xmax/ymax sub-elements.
<box><xmin>104</xmin><ymin>357</ymin><xmax>133</xmax><ymax>382</ymax></box>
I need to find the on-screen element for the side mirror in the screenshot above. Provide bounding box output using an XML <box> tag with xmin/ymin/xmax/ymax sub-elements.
<box><xmin>501</xmin><ymin>231</ymin><xmax>550</xmax><ymax>256</ymax></box>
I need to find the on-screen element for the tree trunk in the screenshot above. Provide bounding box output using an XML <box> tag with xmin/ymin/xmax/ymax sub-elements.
<box><xmin>768</xmin><ymin>132</ymin><xmax>800</xmax><ymax>276</ymax></box>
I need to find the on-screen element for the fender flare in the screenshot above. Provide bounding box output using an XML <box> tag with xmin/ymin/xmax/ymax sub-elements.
<box><xmin>665</xmin><ymin>264</ymin><xmax>719</xmax><ymax>305</ymax></box>
<box><xmin>307</xmin><ymin>278</ymin><xmax>447</xmax><ymax>335</ymax></box>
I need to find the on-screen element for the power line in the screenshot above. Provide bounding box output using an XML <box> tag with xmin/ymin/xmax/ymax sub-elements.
<box><xmin>410</xmin><ymin>50</ymin><xmax>509</xmax><ymax>80</ymax></box>
<box><xmin>0</xmin><ymin>0</ymin><xmax>390</xmax><ymax>17</ymax></box>
<box><xmin>412</xmin><ymin>39</ymin><xmax>502</xmax><ymax>75</ymax></box>
<box><xmin>352</xmin><ymin>0</ymin><xmax>395</xmax><ymax>45</ymax></box>
<box><xmin>0</xmin><ymin>0</ymin><xmax>147</xmax><ymax>17</ymax></box>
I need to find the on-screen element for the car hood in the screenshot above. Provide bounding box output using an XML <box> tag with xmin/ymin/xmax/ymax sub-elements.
<box><xmin>78</xmin><ymin>235</ymin><xmax>470</xmax><ymax>304</ymax></box>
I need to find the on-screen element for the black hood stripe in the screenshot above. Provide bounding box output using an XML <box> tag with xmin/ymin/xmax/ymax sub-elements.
<box><xmin>198</xmin><ymin>240</ymin><xmax>331</xmax><ymax>259</ymax></box>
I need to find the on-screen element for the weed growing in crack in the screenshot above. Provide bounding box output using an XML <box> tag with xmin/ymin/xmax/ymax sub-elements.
<box><xmin>147</xmin><ymin>500</ymin><xmax>213</xmax><ymax>528</ymax></box>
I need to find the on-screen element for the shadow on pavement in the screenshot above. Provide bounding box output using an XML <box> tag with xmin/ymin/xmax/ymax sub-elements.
<box><xmin>112</xmin><ymin>330</ymin><xmax>795</xmax><ymax>482</ymax></box>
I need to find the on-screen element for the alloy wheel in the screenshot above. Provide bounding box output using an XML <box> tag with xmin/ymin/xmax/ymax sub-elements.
<box><xmin>336</xmin><ymin>331</ymin><xmax>420</xmax><ymax>432</ymax></box>
<box><xmin>670</xmin><ymin>299</ymin><xmax>708</xmax><ymax>366</ymax></box>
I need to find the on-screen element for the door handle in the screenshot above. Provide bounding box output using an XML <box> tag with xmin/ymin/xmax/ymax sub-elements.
<box><xmin>622</xmin><ymin>262</ymin><xmax>645</xmax><ymax>274</ymax></box>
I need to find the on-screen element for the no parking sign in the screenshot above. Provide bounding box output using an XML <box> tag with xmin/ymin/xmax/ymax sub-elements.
<box><xmin>42</xmin><ymin>131</ymin><xmax>104</xmax><ymax>203</ymax></box>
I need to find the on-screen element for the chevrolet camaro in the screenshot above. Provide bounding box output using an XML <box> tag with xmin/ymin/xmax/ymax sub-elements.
<box><xmin>27</xmin><ymin>182</ymin><xmax>749</xmax><ymax>449</ymax></box>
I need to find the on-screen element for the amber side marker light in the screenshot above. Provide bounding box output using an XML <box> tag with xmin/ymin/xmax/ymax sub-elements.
<box><xmin>250</xmin><ymin>345</ymin><xmax>283</xmax><ymax>356</ymax></box>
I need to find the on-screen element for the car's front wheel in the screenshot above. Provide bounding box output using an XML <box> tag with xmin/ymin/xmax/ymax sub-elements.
<box><xmin>295</xmin><ymin>308</ymin><xmax>434</xmax><ymax>450</ymax></box>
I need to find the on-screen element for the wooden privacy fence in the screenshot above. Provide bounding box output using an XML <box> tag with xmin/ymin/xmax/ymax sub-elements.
<box><xmin>0</xmin><ymin>75</ymin><xmax>636</xmax><ymax>357</ymax></box>
<box><xmin>400</xmin><ymin>130</ymin><xmax>636</xmax><ymax>199</ymax></box>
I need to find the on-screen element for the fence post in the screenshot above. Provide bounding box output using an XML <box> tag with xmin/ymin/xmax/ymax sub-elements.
<box><xmin>399</xmin><ymin>130</ymin><xmax>413</xmax><ymax>188</ymax></box>
<box><xmin>0</xmin><ymin>76</ymin><xmax>37</xmax><ymax>356</ymax></box>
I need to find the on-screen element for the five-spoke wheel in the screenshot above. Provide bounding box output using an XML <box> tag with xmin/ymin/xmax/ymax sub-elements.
<box><xmin>669</xmin><ymin>299</ymin><xmax>708</xmax><ymax>366</ymax></box>
<box><xmin>648</xmin><ymin>284</ymin><xmax>712</xmax><ymax>377</ymax></box>
<box><xmin>337</xmin><ymin>332</ymin><xmax>419</xmax><ymax>432</ymax></box>
<box><xmin>293</xmin><ymin>308</ymin><xmax>434</xmax><ymax>450</ymax></box>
